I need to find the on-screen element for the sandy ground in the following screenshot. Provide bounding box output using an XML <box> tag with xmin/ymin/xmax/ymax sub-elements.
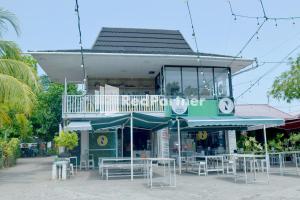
<box><xmin>0</xmin><ymin>157</ymin><xmax>299</xmax><ymax>200</ymax></box>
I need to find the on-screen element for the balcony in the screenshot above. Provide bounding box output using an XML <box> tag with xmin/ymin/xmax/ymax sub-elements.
<box><xmin>63</xmin><ymin>95</ymin><xmax>166</xmax><ymax>116</ymax></box>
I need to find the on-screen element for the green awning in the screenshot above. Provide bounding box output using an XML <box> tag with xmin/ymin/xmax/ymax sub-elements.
<box><xmin>90</xmin><ymin>112</ymin><xmax>171</xmax><ymax>132</ymax></box>
<box><xmin>131</xmin><ymin>112</ymin><xmax>171</xmax><ymax>131</ymax></box>
<box><xmin>91</xmin><ymin>114</ymin><xmax>130</xmax><ymax>130</ymax></box>
<box><xmin>178</xmin><ymin>116</ymin><xmax>284</xmax><ymax>129</ymax></box>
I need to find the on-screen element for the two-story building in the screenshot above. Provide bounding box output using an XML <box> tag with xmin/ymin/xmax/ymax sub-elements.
<box><xmin>31</xmin><ymin>27</ymin><xmax>283</xmax><ymax>170</ymax></box>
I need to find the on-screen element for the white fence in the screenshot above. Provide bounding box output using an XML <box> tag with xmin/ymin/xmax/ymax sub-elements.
<box><xmin>63</xmin><ymin>95</ymin><xmax>165</xmax><ymax>114</ymax></box>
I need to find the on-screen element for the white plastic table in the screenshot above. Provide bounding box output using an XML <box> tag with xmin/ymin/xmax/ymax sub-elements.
<box><xmin>146</xmin><ymin>158</ymin><xmax>176</xmax><ymax>189</ymax></box>
<box><xmin>234</xmin><ymin>154</ymin><xmax>269</xmax><ymax>184</ymax></box>
<box><xmin>269</xmin><ymin>151</ymin><xmax>300</xmax><ymax>176</ymax></box>
<box><xmin>52</xmin><ymin>160</ymin><xmax>69</xmax><ymax>180</ymax></box>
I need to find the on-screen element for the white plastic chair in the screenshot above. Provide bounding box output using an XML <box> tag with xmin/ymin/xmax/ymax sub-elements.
<box><xmin>226</xmin><ymin>160</ymin><xmax>235</xmax><ymax>174</ymax></box>
<box><xmin>260</xmin><ymin>159</ymin><xmax>268</xmax><ymax>172</ymax></box>
<box><xmin>88</xmin><ymin>154</ymin><xmax>95</xmax><ymax>169</ymax></box>
<box><xmin>80</xmin><ymin>153</ymin><xmax>88</xmax><ymax>170</ymax></box>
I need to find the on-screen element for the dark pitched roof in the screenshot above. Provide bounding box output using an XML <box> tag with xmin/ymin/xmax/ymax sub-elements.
<box><xmin>30</xmin><ymin>27</ymin><xmax>236</xmax><ymax>58</ymax></box>
<box><xmin>91</xmin><ymin>27</ymin><xmax>194</xmax><ymax>55</ymax></box>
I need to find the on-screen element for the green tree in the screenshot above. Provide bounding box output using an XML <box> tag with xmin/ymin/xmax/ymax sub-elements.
<box><xmin>0</xmin><ymin>8</ymin><xmax>38</xmax><ymax>126</ymax></box>
<box><xmin>269</xmin><ymin>56</ymin><xmax>300</xmax><ymax>102</ymax></box>
<box><xmin>31</xmin><ymin>75</ymin><xmax>79</xmax><ymax>141</ymax></box>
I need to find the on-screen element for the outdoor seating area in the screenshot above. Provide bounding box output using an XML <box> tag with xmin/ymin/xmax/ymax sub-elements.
<box><xmin>269</xmin><ymin>151</ymin><xmax>300</xmax><ymax>176</ymax></box>
<box><xmin>50</xmin><ymin>150</ymin><xmax>300</xmax><ymax>187</ymax></box>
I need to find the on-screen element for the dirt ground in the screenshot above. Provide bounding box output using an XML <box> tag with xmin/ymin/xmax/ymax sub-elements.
<box><xmin>0</xmin><ymin>157</ymin><xmax>299</xmax><ymax>200</ymax></box>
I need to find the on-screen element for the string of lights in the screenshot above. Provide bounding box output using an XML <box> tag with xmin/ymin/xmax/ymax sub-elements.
<box><xmin>228</xmin><ymin>0</ymin><xmax>300</xmax><ymax>24</ymax></box>
<box><xmin>186</xmin><ymin>0</ymin><xmax>200</xmax><ymax>62</ymax></box>
<box><xmin>185</xmin><ymin>0</ymin><xmax>213</xmax><ymax>93</ymax></box>
<box><xmin>235</xmin><ymin>43</ymin><xmax>300</xmax><ymax>100</ymax></box>
<box><xmin>75</xmin><ymin>0</ymin><xmax>86</xmax><ymax>91</ymax></box>
<box><xmin>229</xmin><ymin>19</ymin><xmax>266</xmax><ymax>72</ymax></box>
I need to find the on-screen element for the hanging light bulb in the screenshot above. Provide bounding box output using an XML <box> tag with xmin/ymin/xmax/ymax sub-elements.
<box><xmin>256</xmin><ymin>31</ymin><xmax>259</xmax><ymax>40</ymax></box>
<box><xmin>203</xmin><ymin>80</ymin><xmax>206</xmax><ymax>83</ymax></box>
<box><xmin>257</xmin><ymin>17</ymin><xmax>260</xmax><ymax>26</ymax></box>
<box><xmin>275</xmin><ymin>19</ymin><xmax>278</xmax><ymax>27</ymax></box>
<box><xmin>292</xmin><ymin>18</ymin><xmax>296</xmax><ymax>25</ymax></box>
<box><xmin>200</xmin><ymin>71</ymin><xmax>204</xmax><ymax>75</ymax></box>
<box><xmin>234</xmin><ymin>15</ymin><xmax>237</xmax><ymax>21</ymax></box>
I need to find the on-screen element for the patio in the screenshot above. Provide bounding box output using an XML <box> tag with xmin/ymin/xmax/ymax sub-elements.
<box><xmin>1</xmin><ymin>157</ymin><xmax>300</xmax><ymax>200</ymax></box>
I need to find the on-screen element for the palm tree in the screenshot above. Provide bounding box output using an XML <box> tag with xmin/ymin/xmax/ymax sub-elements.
<box><xmin>0</xmin><ymin>8</ymin><xmax>38</xmax><ymax>127</ymax></box>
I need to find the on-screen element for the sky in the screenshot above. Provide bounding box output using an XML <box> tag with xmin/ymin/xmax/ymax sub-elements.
<box><xmin>2</xmin><ymin>0</ymin><xmax>300</xmax><ymax>115</ymax></box>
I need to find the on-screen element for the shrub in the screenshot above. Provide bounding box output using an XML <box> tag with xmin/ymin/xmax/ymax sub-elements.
<box><xmin>54</xmin><ymin>131</ymin><xmax>78</xmax><ymax>151</ymax></box>
<box><xmin>238</xmin><ymin>136</ymin><xmax>263</xmax><ymax>153</ymax></box>
<box><xmin>289</xmin><ymin>133</ymin><xmax>300</xmax><ymax>150</ymax></box>
<box><xmin>0</xmin><ymin>138</ymin><xmax>20</xmax><ymax>167</ymax></box>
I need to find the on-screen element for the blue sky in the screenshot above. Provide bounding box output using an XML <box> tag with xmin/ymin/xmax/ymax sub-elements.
<box><xmin>2</xmin><ymin>0</ymin><xmax>300</xmax><ymax>114</ymax></box>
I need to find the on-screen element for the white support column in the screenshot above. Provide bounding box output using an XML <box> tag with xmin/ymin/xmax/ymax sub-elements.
<box><xmin>81</xmin><ymin>130</ymin><xmax>89</xmax><ymax>156</ymax></box>
<box><xmin>227</xmin><ymin>130</ymin><xmax>237</xmax><ymax>154</ymax></box>
<box><xmin>121</xmin><ymin>127</ymin><xmax>124</xmax><ymax>157</ymax></box>
<box><xmin>177</xmin><ymin>118</ymin><xmax>182</xmax><ymax>174</ymax></box>
<box><xmin>130</xmin><ymin>112</ymin><xmax>133</xmax><ymax>181</ymax></box>
<box><xmin>263</xmin><ymin>124</ymin><xmax>270</xmax><ymax>183</ymax></box>
<box><xmin>115</xmin><ymin>129</ymin><xmax>118</xmax><ymax>157</ymax></box>
<box><xmin>263</xmin><ymin>125</ymin><xmax>268</xmax><ymax>156</ymax></box>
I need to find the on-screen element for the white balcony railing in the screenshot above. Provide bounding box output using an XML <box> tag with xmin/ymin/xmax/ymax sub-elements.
<box><xmin>63</xmin><ymin>95</ymin><xmax>165</xmax><ymax>114</ymax></box>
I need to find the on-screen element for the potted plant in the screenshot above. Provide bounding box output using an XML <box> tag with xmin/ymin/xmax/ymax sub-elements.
<box><xmin>54</xmin><ymin>131</ymin><xmax>78</xmax><ymax>157</ymax></box>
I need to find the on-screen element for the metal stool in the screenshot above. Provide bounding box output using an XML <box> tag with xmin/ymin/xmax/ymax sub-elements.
<box><xmin>198</xmin><ymin>161</ymin><xmax>207</xmax><ymax>176</ymax></box>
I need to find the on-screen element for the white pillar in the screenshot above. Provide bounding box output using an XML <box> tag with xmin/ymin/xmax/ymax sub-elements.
<box><xmin>263</xmin><ymin>124</ymin><xmax>270</xmax><ymax>183</ymax></box>
<box><xmin>121</xmin><ymin>127</ymin><xmax>124</xmax><ymax>157</ymax></box>
<box><xmin>130</xmin><ymin>113</ymin><xmax>133</xmax><ymax>181</ymax></box>
<box><xmin>81</xmin><ymin>130</ymin><xmax>89</xmax><ymax>156</ymax></box>
<box><xmin>177</xmin><ymin>118</ymin><xmax>182</xmax><ymax>174</ymax></box>
<box><xmin>227</xmin><ymin>130</ymin><xmax>237</xmax><ymax>154</ymax></box>
<box><xmin>263</xmin><ymin>125</ymin><xmax>268</xmax><ymax>156</ymax></box>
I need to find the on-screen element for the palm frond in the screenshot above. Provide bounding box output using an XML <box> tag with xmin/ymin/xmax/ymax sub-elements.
<box><xmin>0</xmin><ymin>104</ymin><xmax>11</xmax><ymax>127</ymax></box>
<box><xmin>0</xmin><ymin>40</ymin><xmax>21</xmax><ymax>59</ymax></box>
<box><xmin>0</xmin><ymin>58</ymin><xmax>38</xmax><ymax>90</ymax></box>
<box><xmin>0</xmin><ymin>7</ymin><xmax>20</xmax><ymax>37</ymax></box>
<box><xmin>0</xmin><ymin>73</ymin><xmax>36</xmax><ymax>115</ymax></box>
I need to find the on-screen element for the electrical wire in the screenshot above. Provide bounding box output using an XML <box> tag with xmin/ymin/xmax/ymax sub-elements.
<box><xmin>75</xmin><ymin>0</ymin><xmax>86</xmax><ymax>90</ymax></box>
<box><xmin>186</xmin><ymin>0</ymin><xmax>200</xmax><ymax>61</ymax></box>
<box><xmin>236</xmin><ymin>43</ymin><xmax>300</xmax><ymax>100</ymax></box>
<box><xmin>228</xmin><ymin>0</ymin><xmax>300</xmax><ymax>22</ymax></box>
<box><xmin>228</xmin><ymin>20</ymin><xmax>266</xmax><ymax>69</ymax></box>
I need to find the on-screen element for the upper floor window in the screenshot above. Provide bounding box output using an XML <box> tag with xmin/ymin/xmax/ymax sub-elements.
<box><xmin>182</xmin><ymin>68</ymin><xmax>198</xmax><ymax>98</ymax></box>
<box><xmin>198</xmin><ymin>68</ymin><xmax>214</xmax><ymax>98</ymax></box>
<box><xmin>214</xmin><ymin>68</ymin><xmax>230</xmax><ymax>97</ymax></box>
<box><xmin>165</xmin><ymin>67</ymin><xmax>182</xmax><ymax>96</ymax></box>
<box><xmin>164</xmin><ymin>66</ymin><xmax>231</xmax><ymax>99</ymax></box>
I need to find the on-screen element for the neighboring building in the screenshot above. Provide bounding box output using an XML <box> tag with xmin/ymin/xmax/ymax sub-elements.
<box><xmin>30</xmin><ymin>27</ymin><xmax>283</xmax><ymax>164</ymax></box>
<box><xmin>236</xmin><ymin>104</ymin><xmax>300</xmax><ymax>134</ymax></box>
<box><xmin>235</xmin><ymin>104</ymin><xmax>294</xmax><ymax>120</ymax></box>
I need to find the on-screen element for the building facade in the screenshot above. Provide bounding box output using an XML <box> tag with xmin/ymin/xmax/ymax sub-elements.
<box><xmin>31</xmin><ymin>27</ymin><xmax>283</xmax><ymax>164</ymax></box>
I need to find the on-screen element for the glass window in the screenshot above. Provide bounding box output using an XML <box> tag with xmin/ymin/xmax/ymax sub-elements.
<box><xmin>165</xmin><ymin>67</ymin><xmax>182</xmax><ymax>96</ymax></box>
<box><xmin>214</xmin><ymin>68</ymin><xmax>230</xmax><ymax>97</ymax></box>
<box><xmin>198</xmin><ymin>68</ymin><xmax>214</xmax><ymax>98</ymax></box>
<box><xmin>182</xmin><ymin>68</ymin><xmax>198</xmax><ymax>99</ymax></box>
<box><xmin>155</xmin><ymin>73</ymin><xmax>161</xmax><ymax>95</ymax></box>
